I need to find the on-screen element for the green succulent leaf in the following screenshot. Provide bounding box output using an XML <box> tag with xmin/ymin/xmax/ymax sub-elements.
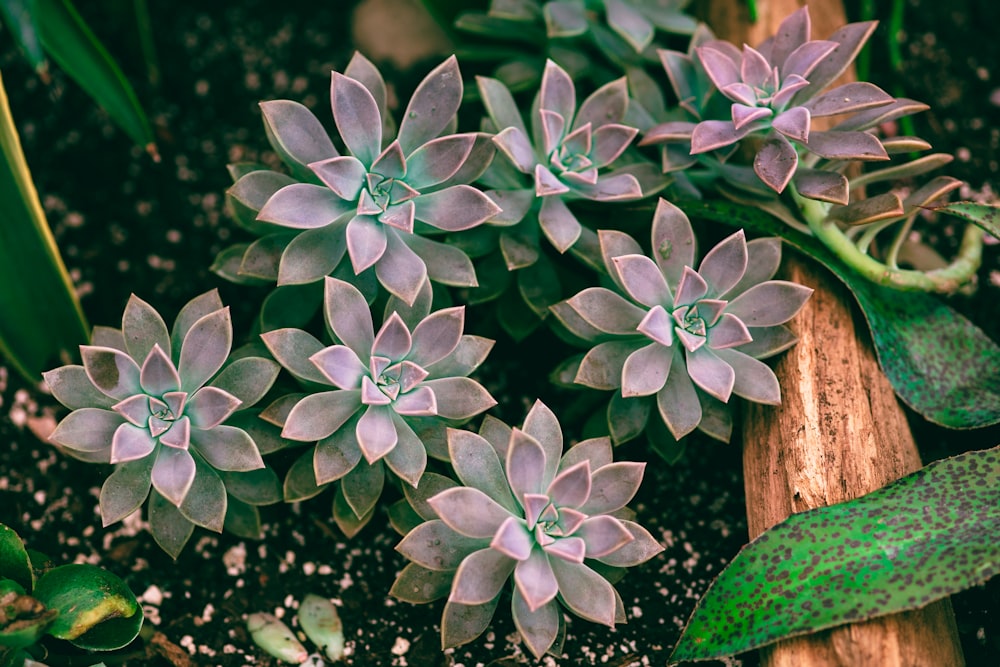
<box><xmin>0</xmin><ymin>71</ymin><xmax>89</xmax><ymax>384</ymax></box>
<box><xmin>32</xmin><ymin>563</ymin><xmax>143</xmax><ymax>650</ymax></box>
<box><xmin>686</xmin><ymin>200</ymin><xmax>1000</xmax><ymax>429</ymax></box>
<box><xmin>671</xmin><ymin>445</ymin><xmax>1000</xmax><ymax>664</ymax></box>
<box><xmin>923</xmin><ymin>200</ymin><xmax>1000</xmax><ymax>241</ymax></box>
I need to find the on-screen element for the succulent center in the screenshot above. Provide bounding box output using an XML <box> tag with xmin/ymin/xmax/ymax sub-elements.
<box><xmin>366</xmin><ymin>174</ymin><xmax>395</xmax><ymax>211</ymax></box>
<box><xmin>363</xmin><ymin>356</ymin><xmax>430</xmax><ymax>406</ymax></box>
<box><xmin>678</xmin><ymin>306</ymin><xmax>707</xmax><ymax>337</ymax></box>
<box><xmin>532</xmin><ymin>501</ymin><xmax>563</xmax><ymax>545</ymax></box>
<box><xmin>553</xmin><ymin>145</ymin><xmax>591</xmax><ymax>173</ymax></box>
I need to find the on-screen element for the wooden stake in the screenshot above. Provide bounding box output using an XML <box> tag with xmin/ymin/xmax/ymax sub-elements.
<box><xmin>695</xmin><ymin>0</ymin><xmax>966</xmax><ymax>664</ymax></box>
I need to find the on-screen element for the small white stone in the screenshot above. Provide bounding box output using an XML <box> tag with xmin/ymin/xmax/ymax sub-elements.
<box><xmin>391</xmin><ymin>637</ymin><xmax>410</xmax><ymax>655</ymax></box>
<box><xmin>142</xmin><ymin>585</ymin><xmax>164</xmax><ymax>606</ymax></box>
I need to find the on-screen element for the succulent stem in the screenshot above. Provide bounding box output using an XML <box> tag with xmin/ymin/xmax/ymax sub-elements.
<box><xmin>791</xmin><ymin>185</ymin><xmax>983</xmax><ymax>294</ymax></box>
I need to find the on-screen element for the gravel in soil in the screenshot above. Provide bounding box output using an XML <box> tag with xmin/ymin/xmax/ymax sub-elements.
<box><xmin>1</xmin><ymin>0</ymin><xmax>999</xmax><ymax>665</ymax></box>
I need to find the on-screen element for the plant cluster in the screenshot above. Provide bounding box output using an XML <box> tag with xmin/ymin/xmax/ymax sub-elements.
<box><xmin>35</xmin><ymin>1</ymin><xmax>1000</xmax><ymax>662</ymax></box>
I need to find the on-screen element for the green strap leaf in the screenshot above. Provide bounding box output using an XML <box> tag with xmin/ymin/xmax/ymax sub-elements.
<box><xmin>670</xmin><ymin>445</ymin><xmax>1000</xmax><ymax>664</ymax></box>
<box><xmin>0</xmin><ymin>70</ymin><xmax>89</xmax><ymax>384</ymax></box>
<box><xmin>924</xmin><ymin>200</ymin><xmax>1000</xmax><ymax>240</ymax></box>
<box><xmin>685</xmin><ymin>200</ymin><xmax>1000</xmax><ymax>429</ymax></box>
<box><xmin>31</xmin><ymin>0</ymin><xmax>156</xmax><ymax>156</ymax></box>
<box><xmin>0</xmin><ymin>0</ymin><xmax>47</xmax><ymax>72</ymax></box>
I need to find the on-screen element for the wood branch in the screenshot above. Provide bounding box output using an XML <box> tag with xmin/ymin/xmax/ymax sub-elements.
<box><xmin>693</xmin><ymin>1</ymin><xmax>967</xmax><ymax>665</ymax></box>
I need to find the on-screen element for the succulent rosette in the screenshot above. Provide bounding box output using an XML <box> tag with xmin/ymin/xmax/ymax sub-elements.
<box><xmin>552</xmin><ymin>198</ymin><xmax>812</xmax><ymax>444</ymax></box>
<box><xmin>390</xmin><ymin>401</ymin><xmax>662</xmax><ymax>658</ymax></box>
<box><xmin>642</xmin><ymin>7</ymin><xmax>917</xmax><ymax>202</ymax></box>
<box><xmin>213</xmin><ymin>52</ymin><xmax>500</xmax><ymax>305</ymax></box>
<box><xmin>260</xmin><ymin>277</ymin><xmax>496</xmax><ymax>536</ymax></box>
<box><xmin>43</xmin><ymin>291</ymin><xmax>281</xmax><ymax>557</ymax></box>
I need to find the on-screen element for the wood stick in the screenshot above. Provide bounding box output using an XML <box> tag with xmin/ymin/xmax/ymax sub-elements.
<box><xmin>694</xmin><ymin>1</ymin><xmax>966</xmax><ymax>664</ymax></box>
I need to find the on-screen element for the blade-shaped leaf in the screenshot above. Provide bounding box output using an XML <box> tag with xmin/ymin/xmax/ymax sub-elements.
<box><xmin>0</xmin><ymin>71</ymin><xmax>89</xmax><ymax>383</ymax></box>
<box><xmin>924</xmin><ymin>201</ymin><xmax>1000</xmax><ymax>240</ymax></box>
<box><xmin>671</xmin><ymin>445</ymin><xmax>1000</xmax><ymax>664</ymax></box>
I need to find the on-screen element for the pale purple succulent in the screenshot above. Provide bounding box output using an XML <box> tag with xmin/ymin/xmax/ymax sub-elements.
<box><xmin>643</xmin><ymin>8</ymin><xmax>905</xmax><ymax>201</ymax></box>
<box><xmin>260</xmin><ymin>277</ymin><xmax>496</xmax><ymax>536</ymax></box>
<box><xmin>553</xmin><ymin>199</ymin><xmax>812</xmax><ymax>444</ymax></box>
<box><xmin>215</xmin><ymin>52</ymin><xmax>500</xmax><ymax>305</ymax></box>
<box><xmin>390</xmin><ymin>401</ymin><xmax>662</xmax><ymax>658</ymax></box>
<box><xmin>43</xmin><ymin>291</ymin><xmax>280</xmax><ymax>557</ymax></box>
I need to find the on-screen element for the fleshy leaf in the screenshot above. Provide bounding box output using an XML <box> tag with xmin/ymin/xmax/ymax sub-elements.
<box><xmin>671</xmin><ymin>445</ymin><xmax>1000</xmax><ymax>664</ymax></box>
<box><xmin>178</xmin><ymin>308</ymin><xmax>232</xmax><ymax>393</ymax></box>
<box><xmin>397</xmin><ymin>56</ymin><xmax>463</xmax><ymax>155</ymax></box>
<box><xmin>924</xmin><ymin>201</ymin><xmax>1000</xmax><ymax>240</ymax></box>
<box><xmin>332</xmin><ymin>72</ymin><xmax>382</xmax><ymax>165</ymax></box>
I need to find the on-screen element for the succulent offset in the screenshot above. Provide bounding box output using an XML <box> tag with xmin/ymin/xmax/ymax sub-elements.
<box><xmin>261</xmin><ymin>277</ymin><xmax>496</xmax><ymax>536</ymax></box>
<box><xmin>391</xmin><ymin>401</ymin><xmax>663</xmax><ymax>658</ymax></box>
<box><xmin>214</xmin><ymin>52</ymin><xmax>500</xmax><ymax>305</ymax></box>
<box><xmin>44</xmin><ymin>291</ymin><xmax>281</xmax><ymax>556</ymax></box>
<box><xmin>553</xmin><ymin>198</ymin><xmax>812</xmax><ymax>444</ymax></box>
<box><xmin>643</xmin><ymin>7</ymin><xmax>918</xmax><ymax>202</ymax></box>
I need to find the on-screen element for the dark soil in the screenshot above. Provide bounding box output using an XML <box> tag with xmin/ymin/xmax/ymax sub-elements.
<box><xmin>1</xmin><ymin>0</ymin><xmax>998</xmax><ymax>665</ymax></box>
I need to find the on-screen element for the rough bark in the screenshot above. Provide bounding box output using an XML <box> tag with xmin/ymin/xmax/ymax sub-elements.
<box><xmin>695</xmin><ymin>1</ymin><xmax>966</xmax><ymax>665</ymax></box>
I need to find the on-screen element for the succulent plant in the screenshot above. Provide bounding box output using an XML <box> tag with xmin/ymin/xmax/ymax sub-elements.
<box><xmin>391</xmin><ymin>401</ymin><xmax>663</xmax><ymax>658</ymax></box>
<box><xmin>552</xmin><ymin>198</ymin><xmax>812</xmax><ymax>444</ymax></box>
<box><xmin>642</xmin><ymin>7</ymin><xmax>916</xmax><ymax>202</ymax></box>
<box><xmin>43</xmin><ymin>291</ymin><xmax>281</xmax><ymax>556</ymax></box>
<box><xmin>213</xmin><ymin>52</ymin><xmax>500</xmax><ymax>306</ymax></box>
<box><xmin>462</xmin><ymin>58</ymin><xmax>664</xmax><ymax>333</ymax></box>
<box><xmin>261</xmin><ymin>277</ymin><xmax>496</xmax><ymax>536</ymax></box>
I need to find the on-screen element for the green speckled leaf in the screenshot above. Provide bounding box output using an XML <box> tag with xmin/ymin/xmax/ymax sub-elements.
<box><xmin>686</xmin><ymin>200</ymin><xmax>1000</xmax><ymax>429</ymax></box>
<box><xmin>670</xmin><ymin>445</ymin><xmax>1000</xmax><ymax>664</ymax></box>
<box><xmin>925</xmin><ymin>200</ymin><xmax>1000</xmax><ymax>240</ymax></box>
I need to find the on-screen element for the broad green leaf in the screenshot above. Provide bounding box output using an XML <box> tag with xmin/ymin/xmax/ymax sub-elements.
<box><xmin>925</xmin><ymin>200</ymin><xmax>1000</xmax><ymax>241</ymax></box>
<box><xmin>0</xmin><ymin>70</ymin><xmax>89</xmax><ymax>384</ymax></box>
<box><xmin>0</xmin><ymin>523</ymin><xmax>33</xmax><ymax>590</ymax></box>
<box><xmin>0</xmin><ymin>0</ymin><xmax>47</xmax><ymax>71</ymax></box>
<box><xmin>32</xmin><ymin>0</ymin><xmax>156</xmax><ymax>155</ymax></box>
<box><xmin>32</xmin><ymin>563</ymin><xmax>143</xmax><ymax>650</ymax></box>
<box><xmin>671</xmin><ymin>445</ymin><xmax>1000</xmax><ymax>664</ymax></box>
<box><xmin>685</xmin><ymin>200</ymin><xmax>1000</xmax><ymax>429</ymax></box>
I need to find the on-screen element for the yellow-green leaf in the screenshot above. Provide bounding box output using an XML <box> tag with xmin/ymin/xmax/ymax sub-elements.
<box><xmin>0</xmin><ymin>69</ymin><xmax>89</xmax><ymax>384</ymax></box>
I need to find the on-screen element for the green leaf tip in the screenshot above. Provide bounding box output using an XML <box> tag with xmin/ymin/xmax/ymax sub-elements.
<box><xmin>670</xmin><ymin>445</ymin><xmax>1000</xmax><ymax>664</ymax></box>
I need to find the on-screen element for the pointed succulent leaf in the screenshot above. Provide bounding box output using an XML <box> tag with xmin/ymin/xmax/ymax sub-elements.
<box><xmin>506</xmin><ymin>428</ymin><xmax>548</xmax><ymax>503</ymax></box>
<box><xmin>177</xmin><ymin>308</ymin><xmax>232</xmax><ymax>393</ymax></box>
<box><xmin>109</xmin><ymin>422</ymin><xmax>156</xmax><ymax>463</ymax></box>
<box><xmin>356</xmin><ymin>404</ymin><xmax>398</xmax><ymax>463</ymax></box>
<box><xmin>283</xmin><ymin>390</ymin><xmax>362</xmax><ymax>441</ymax></box>
<box><xmin>606</xmin><ymin>0</ymin><xmax>654</xmax><ymax>51</ymax></box>
<box><xmin>408</xmin><ymin>307</ymin><xmax>464</xmax><ymax>368</ymax></box>
<box><xmin>310</xmin><ymin>155</ymin><xmax>367</xmax><ymax>200</ymax></box>
<box><xmin>383</xmin><ymin>414</ymin><xmax>427</xmax><ymax>486</ymax></box>
<box><xmin>576</xmin><ymin>515</ymin><xmax>634</xmax><ymax>558</ymax></box>
<box><xmin>313</xmin><ymin>418</ymin><xmax>363</xmax><ymax>485</ymax></box>
<box><xmin>310</xmin><ymin>345</ymin><xmax>367</xmax><ymax>390</ymax></box>
<box><xmin>690</xmin><ymin>119</ymin><xmax>760</xmax><ymax>154</ymax></box>
<box><xmin>391</xmin><ymin>563</ymin><xmax>453</xmax><ymax>604</ymax></box>
<box><xmin>622</xmin><ymin>342</ymin><xmax>673</xmax><ymax>397</ymax></box>
<box><xmin>685</xmin><ymin>347</ymin><xmax>736</xmax><ymax>402</ymax></box>
<box><xmin>450</xmin><ymin>548</ymin><xmax>517</xmax><ymax>606</ymax></box>
<box><xmin>493</xmin><ymin>126</ymin><xmax>537</xmax><ymax>173</ymax></box>
<box><xmin>344</xmin><ymin>51</ymin><xmax>389</xmax><ymax>124</ymax></box>
<box><xmin>550</xmin><ymin>558</ymin><xmax>617</xmax><ymax>626</ymax></box>
<box><xmin>707</xmin><ymin>313</ymin><xmax>754</xmax><ymax>349</ymax></box>
<box><xmin>514</xmin><ymin>546</ymin><xmax>559</xmax><ymax>611</ymax></box>
<box><xmin>780</xmin><ymin>40</ymin><xmax>838</xmax><ymax>80</ymax></box>
<box><xmin>448</xmin><ymin>429</ymin><xmax>519</xmax><ymax>513</ymax></box>
<box><xmin>259</xmin><ymin>328</ymin><xmax>329</xmax><ymax>385</ymax></box>
<box><xmin>100</xmin><ymin>458</ymin><xmax>152</xmax><ymax>525</ymax></box>
<box><xmin>699</xmin><ymin>230</ymin><xmax>749</xmax><ymax>296</ymax></box>
<box><xmin>793</xmin><ymin>20</ymin><xmax>878</xmax><ymax>103</ymax></box>
<box><xmin>44</xmin><ymin>365</ymin><xmax>115</xmax><ymax>410</ymax></box>
<box><xmin>754</xmin><ymin>134</ymin><xmax>799</xmax><ymax>194</ymax></box>
<box><xmin>324</xmin><ymin>277</ymin><xmax>375</xmax><ymax>355</ymax></box>
<box><xmin>340</xmin><ymin>458</ymin><xmax>385</xmax><ymax>519</ymax></box>
<box><xmin>345</xmin><ymin>215</ymin><xmax>387</xmax><ymax>273</ymax></box>
<box><xmin>794</xmin><ymin>169</ymin><xmax>849</xmax><ymax>205</ymax></box>
<box><xmin>397</xmin><ymin>56</ymin><xmax>463</xmax><ymax>155</ymax></box>
<box><xmin>261</xmin><ymin>99</ymin><xmax>337</xmax><ymax>172</ymax></box>
<box><xmin>429</xmin><ymin>487</ymin><xmax>513</xmax><ymax>539</ymax></box>
<box><xmin>547</xmin><ymin>460</ymin><xmax>591</xmax><ymax>508</ymax></box>
<box><xmin>574</xmin><ymin>76</ymin><xmax>629</xmax><ymax>132</ymax></box>
<box><xmin>50</xmin><ymin>408</ymin><xmax>122</xmax><ymax>452</ymax></box>
<box><xmin>491</xmin><ymin>516</ymin><xmax>534</xmax><ymax>561</ymax></box>
<box><xmin>405</xmin><ymin>134</ymin><xmax>476</xmax><ymax>190</ymax></box>
<box><xmin>513</xmin><ymin>589</ymin><xmax>562</xmax><ymax>659</ymax></box>
<box><xmin>402</xmin><ymin>234</ymin><xmax>476</xmax><ymax>290</ymax></box>
<box><xmin>283</xmin><ymin>450</ymin><xmax>327</xmax><ymax>502</ymax></box>
<box><xmin>334</xmin><ymin>482</ymin><xmax>378</xmax><ymax>537</ymax></box>
<box><xmin>537</xmin><ymin>195</ymin><xmax>582</xmax><ymax>253</ymax></box>
<box><xmin>614</xmin><ymin>254</ymin><xmax>671</xmax><ymax>308</ymax></box>
<box><xmin>186</xmin><ymin>386</ymin><xmax>241</xmax><ymax>429</ymax></box>
<box><xmin>414</xmin><ymin>185</ymin><xmax>501</xmax><ymax>232</ymax></box>
<box><xmin>651</xmin><ymin>198</ymin><xmax>696</xmax><ymax>287</ymax></box>
<box><xmin>228</xmin><ymin>170</ymin><xmax>297</xmax><ymax>221</ymax></box>
<box><xmin>539</xmin><ymin>59</ymin><xmax>576</xmax><ymax>122</ymax></box>
<box><xmin>595</xmin><ymin>519</ymin><xmax>664</xmax><ymax>567</ymax></box>
<box><xmin>607</xmin><ymin>391</ymin><xmax>651</xmax><ymax>445</ymax></box>
<box><xmin>567</xmin><ymin>287</ymin><xmax>646</xmax><ymax>335</ymax></box>
<box><xmin>696</xmin><ymin>45</ymin><xmax>740</xmax><ymax>89</ymax></box>
<box><xmin>575</xmin><ymin>340</ymin><xmax>644</xmax><ymax>390</ymax></box>
<box><xmin>148</xmin><ymin>490</ymin><xmax>194</xmax><ymax>558</ymax></box>
<box><xmin>440</xmin><ymin>595</ymin><xmax>502</xmax><ymax>650</ymax></box>
<box><xmin>191</xmin><ymin>425</ymin><xmax>263</xmax><ymax>472</ymax></box>
<box><xmin>804</xmin><ymin>130</ymin><xmax>888</xmax><ymax>161</ymax></box>
<box><xmin>579</xmin><ymin>461</ymin><xmax>645</xmax><ymax>515</ymax></box>
<box><xmin>81</xmin><ymin>346</ymin><xmax>141</xmax><ymax>400</ymax></box>
<box><xmin>122</xmin><ymin>295</ymin><xmax>170</xmax><ymax>363</ymax></box>
<box><xmin>257</xmin><ymin>183</ymin><xmax>354</xmax><ymax>228</ymax></box>
<box><xmin>522</xmin><ymin>400</ymin><xmax>563</xmax><ymax>483</ymax></box>
<box><xmin>138</xmin><ymin>344</ymin><xmax>180</xmax><ymax>396</ymax></box>
<box><xmin>370</xmin><ymin>233</ymin><xmax>428</xmax><ymax>305</ymax></box>
<box><xmin>332</xmin><ymin>72</ymin><xmax>382</xmax><ymax>165</ymax></box>
<box><xmin>715</xmin><ymin>347</ymin><xmax>782</xmax><ymax>405</ymax></box>
<box><xmin>421</xmin><ymin>377</ymin><xmax>496</xmax><ymax>419</ymax></box>
<box><xmin>178</xmin><ymin>458</ymin><xmax>227</xmax><ymax>532</ymax></box>
<box><xmin>801</xmin><ymin>81</ymin><xmax>894</xmax><ymax>118</ymax></box>
<box><xmin>397</xmin><ymin>520</ymin><xmax>487</xmax><ymax>571</ymax></box>
<box><xmin>208</xmin><ymin>357</ymin><xmax>279</xmax><ymax>408</ymax></box>
<box><xmin>151</xmin><ymin>445</ymin><xmax>197</xmax><ymax>506</ymax></box>
<box><xmin>726</xmin><ymin>280</ymin><xmax>814</xmax><ymax>326</ymax></box>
